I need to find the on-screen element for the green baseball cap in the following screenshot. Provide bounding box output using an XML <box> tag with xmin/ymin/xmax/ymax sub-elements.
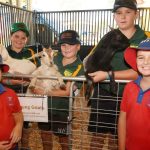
<box><xmin>11</xmin><ymin>22</ymin><xmax>29</xmax><ymax>37</ymax></box>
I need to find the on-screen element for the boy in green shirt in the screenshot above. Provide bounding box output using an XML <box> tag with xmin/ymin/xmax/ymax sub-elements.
<box><xmin>3</xmin><ymin>22</ymin><xmax>40</xmax><ymax>93</ymax></box>
<box><xmin>88</xmin><ymin>0</ymin><xmax>148</xmax><ymax>149</ymax></box>
<box><xmin>33</xmin><ymin>30</ymin><xmax>84</xmax><ymax>150</ymax></box>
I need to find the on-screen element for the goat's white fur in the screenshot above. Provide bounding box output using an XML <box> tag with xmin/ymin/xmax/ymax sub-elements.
<box><xmin>27</xmin><ymin>48</ymin><xmax>65</xmax><ymax>94</ymax></box>
<box><xmin>0</xmin><ymin>44</ymin><xmax>36</xmax><ymax>74</ymax></box>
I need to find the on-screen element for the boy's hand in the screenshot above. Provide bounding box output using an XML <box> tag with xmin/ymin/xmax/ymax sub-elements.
<box><xmin>10</xmin><ymin>125</ymin><xmax>22</xmax><ymax>144</ymax></box>
<box><xmin>0</xmin><ymin>141</ymin><xmax>12</xmax><ymax>150</ymax></box>
<box><xmin>88</xmin><ymin>71</ymin><xmax>108</xmax><ymax>82</ymax></box>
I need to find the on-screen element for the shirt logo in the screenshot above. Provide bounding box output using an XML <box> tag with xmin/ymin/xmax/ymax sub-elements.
<box><xmin>7</xmin><ymin>97</ymin><xmax>14</xmax><ymax>106</ymax></box>
<box><xmin>64</xmin><ymin>69</ymin><xmax>73</xmax><ymax>77</ymax></box>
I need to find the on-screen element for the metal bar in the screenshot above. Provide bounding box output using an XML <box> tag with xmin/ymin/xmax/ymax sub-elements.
<box><xmin>2</xmin><ymin>73</ymin><xmax>131</xmax><ymax>83</ymax></box>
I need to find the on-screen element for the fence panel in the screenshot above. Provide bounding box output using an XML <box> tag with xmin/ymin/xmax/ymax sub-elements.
<box><xmin>3</xmin><ymin>74</ymin><xmax>129</xmax><ymax>150</ymax></box>
<box><xmin>33</xmin><ymin>8</ymin><xmax>150</xmax><ymax>46</ymax></box>
<box><xmin>1</xmin><ymin>2</ymin><xmax>150</xmax><ymax>47</ymax></box>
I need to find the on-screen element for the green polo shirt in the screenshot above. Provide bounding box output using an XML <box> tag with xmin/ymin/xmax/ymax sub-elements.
<box><xmin>100</xmin><ymin>25</ymin><xmax>147</xmax><ymax>96</ymax></box>
<box><xmin>5</xmin><ymin>45</ymin><xmax>41</xmax><ymax>93</ymax></box>
<box><xmin>53</xmin><ymin>51</ymin><xmax>84</xmax><ymax>88</ymax></box>
<box><xmin>44</xmin><ymin>51</ymin><xmax>84</xmax><ymax>134</ymax></box>
<box><xmin>7</xmin><ymin>45</ymin><xmax>41</xmax><ymax>67</ymax></box>
<box><xmin>50</xmin><ymin>51</ymin><xmax>84</xmax><ymax>120</ymax></box>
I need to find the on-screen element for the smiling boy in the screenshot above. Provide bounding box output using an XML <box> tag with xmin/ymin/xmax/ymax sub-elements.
<box><xmin>118</xmin><ymin>38</ymin><xmax>150</xmax><ymax>150</ymax></box>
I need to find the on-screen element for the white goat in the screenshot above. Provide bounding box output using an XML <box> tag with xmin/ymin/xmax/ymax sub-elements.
<box><xmin>27</xmin><ymin>48</ymin><xmax>65</xmax><ymax>94</ymax></box>
<box><xmin>0</xmin><ymin>44</ymin><xmax>36</xmax><ymax>74</ymax></box>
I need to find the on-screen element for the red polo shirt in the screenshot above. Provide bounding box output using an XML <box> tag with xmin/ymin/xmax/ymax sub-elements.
<box><xmin>0</xmin><ymin>85</ymin><xmax>22</xmax><ymax>142</ymax></box>
<box><xmin>121</xmin><ymin>77</ymin><xmax>150</xmax><ymax>150</ymax></box>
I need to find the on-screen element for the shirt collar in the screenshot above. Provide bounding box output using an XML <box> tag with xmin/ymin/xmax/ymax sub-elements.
<box><xmin>0</xmin><ymin>83</ymin><xmax>6</xmax><ymax>94</ymax></box>
<box><xmin>134</xmin><ymin>75</ymin><xmax>142</xmax><ymax>86</ymax></box>
<box><xmin>7</xmin><ymin>45</ymin><xmax>27</xmax><ymax>53</ymax></box>
<box><xmin>134</xmin><ymin>76</ymin><xmax>150</xmax><ymax>103</ymax></box>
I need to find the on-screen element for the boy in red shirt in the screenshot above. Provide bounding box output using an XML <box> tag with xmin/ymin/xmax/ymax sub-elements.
<box><xmin>0</xmin><ymin>54</ymin><xmax>23</xmax><ymax>150</ymax></box>
<box><xmin>118</xmin><ymin>39</ymin><xmax>150</xmax><ymax>150</ymax></box>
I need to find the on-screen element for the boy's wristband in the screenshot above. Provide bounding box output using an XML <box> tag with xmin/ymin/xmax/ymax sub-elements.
<box><xmin>106</xmin><ymin>71</ymin><xmax>112</xmax><ymax>80</ymax></box>
<box><xmin>6</xmin><ymin>79</ymin><xmax>12</xmax><ymax>85</ymax></box>
<box><xmin>106</xmin><ymin>72</ymin><xmax>110</xmax><ymax>80</ymax></box>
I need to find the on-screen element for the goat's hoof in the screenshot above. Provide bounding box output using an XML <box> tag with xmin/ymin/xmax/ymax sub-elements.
<box><xmin>60</xmin><ymin>84</ymin><xmax>66</xmax><ymax>90</ymax></box>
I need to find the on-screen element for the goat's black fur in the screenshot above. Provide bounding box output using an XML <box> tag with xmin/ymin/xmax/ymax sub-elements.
<box><xmin>84</xmin><ymin>29</ymin><xmax>130</xmax><ymax>104</ymax></box>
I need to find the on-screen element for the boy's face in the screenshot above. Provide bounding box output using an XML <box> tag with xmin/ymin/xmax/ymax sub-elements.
<box><xmin>10</xmin><ymin>30</ymin><xmax>28</xmax><ymax>51</ymax></box>
<box><xmin>61</xmin><ymin>43</ymin><xmax>80</xmax><ymax>59</ymax></box>
<box><xmin>114</xmin><ymin>7</ymin><xmax>138</xmax><ymax>31</ymax></box>
<box><xmin>137</xmin><ymin>50</ymin><xmax>150</xmax><ymax>76</ymax></box>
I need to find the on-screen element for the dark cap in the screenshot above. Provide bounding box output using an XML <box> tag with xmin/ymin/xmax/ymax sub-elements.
<box><xmin>58</xmin><ymin>30</ymin><xmax>81</xmax><ymax>45</ymax></box>
<box><xmin>11</xmin><ymin>22</ymin><xmax>29</xmax><ymax>37</ymax></box>
<box><xmin>124</xmin><ymin>38</ymin><xmax>150</xmax><ymax>71</ymax></box>
<box><xmin>112</xmin><ymin>0</ymin><xmax>137</xmax><ymax>12</ymax></box>
<box><xmin>0</xmin><ymin>55</ymin><xmax>9</xmax><ymax>73</ymax></box>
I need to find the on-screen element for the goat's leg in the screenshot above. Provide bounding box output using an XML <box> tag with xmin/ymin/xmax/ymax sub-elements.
<box><xmin>57</xmin><ymin>75</ymin><xmax>66</xmax><ymax>90</ymax></box>
<box><xmin>53</xmin><ymin>65</ymin><xmax>65</xmax><ymax>88</ymax></box>
<box><xmin>29</xmin><ymin>77</ymin><xmax>37</xmax><ymax>89</ymax></box>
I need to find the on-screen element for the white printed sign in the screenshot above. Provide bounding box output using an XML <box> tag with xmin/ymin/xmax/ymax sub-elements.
<box><xmin>18</xmin><ymin>95</ymin><xmax>48</xmax><ymax>122</ymax></box>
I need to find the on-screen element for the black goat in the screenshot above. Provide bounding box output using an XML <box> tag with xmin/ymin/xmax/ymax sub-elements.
<box><xmin>84</xmin><ymin>29</ymin><xmax>130</xmax><ymax>103</ymax></box>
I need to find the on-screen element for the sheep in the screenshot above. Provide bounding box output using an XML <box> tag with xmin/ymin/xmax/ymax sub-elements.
<box><xmin>0</xmin><ymin>44</ymin><xmax>36</xmax><ymax>74</ymax></box>
<box><xmin>27</xmin><ymin>48</ymin><xmax>66</xmax><ymax>94</ymax></box>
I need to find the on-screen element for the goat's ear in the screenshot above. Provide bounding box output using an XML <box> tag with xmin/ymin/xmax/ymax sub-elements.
<box><xmin>44</xmin><ymin>47</ymin><xmax>53</xmax><ymax>58</ymax></box>
<box><xmin>43</xmin><ymin>48</ymin><xmax>46</xmax><ymax>52</ymax></box>
<box><xmin>46</xmin><ymin>47</ymin><xmax>52</xmax><ymax>54</ymax></box>
<box><xmin>109</xmin><ymin>26</ymin><xmax>114</xmax><ymax>31</ymax></box>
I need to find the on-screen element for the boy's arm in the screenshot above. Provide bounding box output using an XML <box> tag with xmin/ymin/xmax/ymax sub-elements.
<box><xmin>118</xmin><ymin>111</ymin><xmax>126</xmax><ymax>150</ymax></box>
<box><xmin>2</xmin><ymin>78</ymin><xmax>30</xmax><ymax>85</ymax></box>
<box><xmin>88</xmin><ymin>69</ymin><xmax>138</xmax><ymax>83</ymax></box>
<box><xmin>114</xmin><ymin>69</ymin><xmax>138</xmax><ymax>80</ymax></box>
<box><xmin>10</xmin><ymin>111</ymin><xmax>24</xmax><ymax>144</ymax></box>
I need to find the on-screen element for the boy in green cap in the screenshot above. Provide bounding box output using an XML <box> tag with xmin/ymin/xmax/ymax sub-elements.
<box><xmin>3</xmin><ymin>22</ymin><xmax>41</xmax><ymax>93</ymax></box>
